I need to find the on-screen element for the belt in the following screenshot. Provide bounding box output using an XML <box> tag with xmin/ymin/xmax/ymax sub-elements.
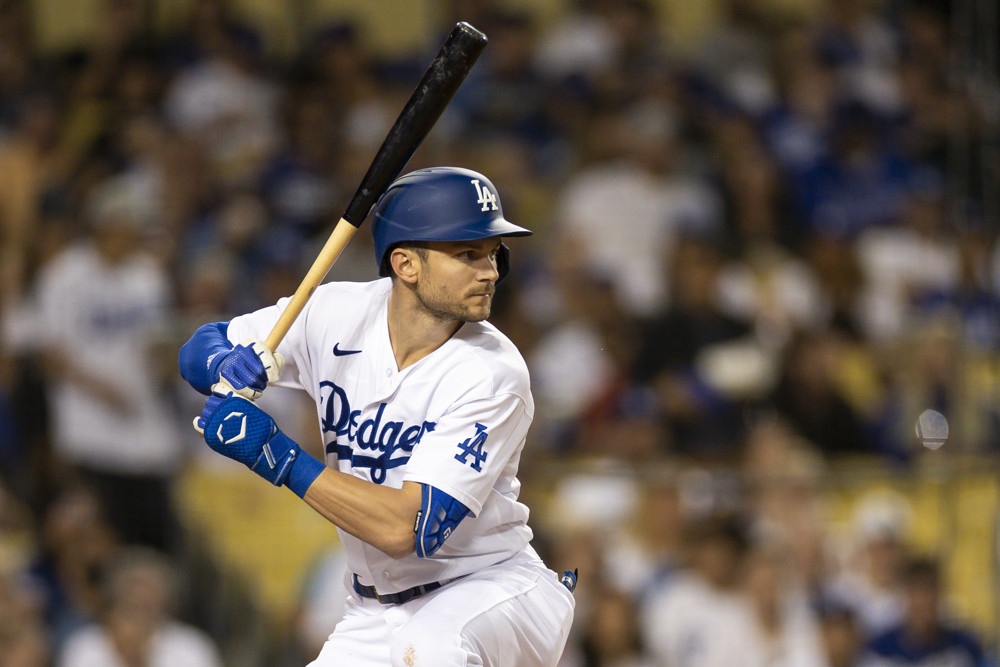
<box><xmin>352</xmin><ymin>574</ymin><xmax>444</xmax><ymax>605</ymax></box>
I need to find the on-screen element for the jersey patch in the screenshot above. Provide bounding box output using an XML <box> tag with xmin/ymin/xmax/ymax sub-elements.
<box><xmin>454</xmin><ymin>423</ymin><xmax>489</xmax><ymax>472</ymax></box>
<box><xmin>414</xmin><ymin>484</ymin><xmax>470</xmax><ymax>558</ymax></box>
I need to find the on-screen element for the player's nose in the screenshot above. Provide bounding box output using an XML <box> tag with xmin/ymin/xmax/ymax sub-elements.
<box><xmin>477</xmin><ymin>255</ymin><xmax>500</xmax><ymax>282</ymax></box>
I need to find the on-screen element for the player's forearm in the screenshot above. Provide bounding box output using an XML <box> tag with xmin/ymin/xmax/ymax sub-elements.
<box><xmin>195</xmin><ymin>390</ymin><xmax>422</xmax><ymax>558</ymax></box>
<box><xmin>302</xmin><ymin>472</ymin><xmax>422</xmax><ymax>559</ymax></box>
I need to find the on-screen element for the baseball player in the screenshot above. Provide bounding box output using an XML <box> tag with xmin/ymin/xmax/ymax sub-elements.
<box><xmin>178</xmin><ymin>167</ymin><xmax>576</xmax><ymax>666</ymax></box>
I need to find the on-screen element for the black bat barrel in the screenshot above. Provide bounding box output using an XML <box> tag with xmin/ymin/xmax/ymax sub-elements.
<box><xmin>342</xmin><ymin>22</ymin><xmax>488</xmax><ymax>226</ymax></box>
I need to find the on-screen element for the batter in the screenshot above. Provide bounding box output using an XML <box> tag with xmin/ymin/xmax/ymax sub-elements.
<box><xmin>179</xmin><ymin>167</ymin><xmax>575</xmax><ymax>666</ymax></box>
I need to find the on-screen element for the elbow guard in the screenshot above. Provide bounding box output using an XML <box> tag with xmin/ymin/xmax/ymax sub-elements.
<box><xmin>414</xmin><ymin>484</ymin><xmax>470</xmax><ymax>558</ymax></box>
<box><xmin>179</xmin><ymin>322</ymin><xmax>233</xmax><ymax>394</ymax></box>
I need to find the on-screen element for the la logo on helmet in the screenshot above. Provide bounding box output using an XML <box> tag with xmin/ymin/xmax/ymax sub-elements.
<box><xmin>470</xmin><ymin>179</ymin><xmax>498</xmax><ymax>212</ymax></box>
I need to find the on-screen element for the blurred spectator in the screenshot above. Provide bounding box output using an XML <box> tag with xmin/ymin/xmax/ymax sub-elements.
<box><xmin>0</xmin><ymin>1</ymin><xmax>36</xmax><ymax>136</ymax></box>
<box><xmin>27</xmin><ymin>484</ymin><xmax>119</xmax><ymax>652</ymax></box>
<box><xmin>534</xmin><ymin>0</ymin><xmax>623</xmax><ymax>85</ymax></box>
<box><xmin>0</xmin><ymin>569</ymin><xmax>50</xmax><ymax>667</ymax></box>
<box><xmin>914</xmin><ymin>226</ymin><xmax>1000</xmax><ymax>351</ymax></box>
<box><xmin>34</xmin><ymin>176</ymin><xmax>183</xmax><ymax>551</ymax></box>
<box><xmin>57</xmin><ymin>546</ymin><xmax>222</xmax><ymax>667</ymax></box>
<box><xmin>530</xmin><ymin>260</ymin><xmax>658</xmax><ymax>458</ymax></box>
<box><xmin>552</xmin><ymin>97</ymin><xmax>721</xmax><ymax>317</ymax></box>
<box><xmin>712</xmin><ymin>113</ymin><xmax>793</xmax><ymax>248</ymax></box>
<box><xmin>546</xmin><ymin>525</ymin><xmax>612</xmax><ymax>667</ymax></box>
<box><xmin>768</xmin><ymin>329</ymin><xmax>874</xmax><ymax>458</ymax></box>
<box><xmin>712</xmin><ymin>115</ymin><xmax>829</xmax><ymax>347</ymax></box>
<box><xmin>0</xmin><ymin>344</ymin><xmax>32</xmax><ymax>485</ymax></box>
<box><xmin>294</xmin><ymin>546</ymin><xmax>349</xmax><ymax>661</ymax></box>
<box><xmin>762</xmin><ymin>21</ymin><xmax>838</xmax><ymax>182</ymax></box>
<box><xmin>827</xmin><ymin>491</ymin><xmax>912</xmax><ymax>639</ymax></box>
<box><xmin>259</xmin><ymin>85</ymin><xmax>340</xmax><ymax>240</ymax></box>
<box><xmin>640</xmin><ymin>513</ymin><xmax>753</xmax><ymax>666</ymax></box>
<box><xmin>895</xmin><ymin>3</ymin><xmax>971</xmax><ymax>170</ymax></box>
<box><xmin>529</xmin><ymin>255</ymin><xmax>626</xmax><ymax>443</ymax></box>
<box><xmin>687</xmin><ymin>0</ymin><xmax>777</xmax><ymax>117</ymax></box>
<box><xmin>793</xmin><ymin>102</ymin><xmax>918</xmax><ymax>238</ymax></box>
<box><xmin>451</xmin><ymin>9</ymin><xmax>552</xmax><ymax>147</ymax></box>
<box><xmin>178</xmin><ymin>189</ymin><xmax>282</xmax><ymax>313</ymax></box>
<box><xmin>718</xmin><ymin>235</ymin><xmax>828</xmax><ymax>348</ymax></box>
<box><xmin>577</xmin><ymin>584</ymin><xmax>655</xmax><ymax>667</ymax></box>
<box><xmin>743</xmin><ymin>417</ymin><xmax>829</xmax><ymax>599</ymax></box>
<box><xmin>0</xmin><ymin>93</ymin><xmax>64</xmax><ymax>310</ymax></box>
<box><xmin>815</xmin><ymin>0</ymin><xmax>903</xmax><ymax>117</ymax></box>
<box><xmin>162</xmin><ymin>0</ymin><xmax>278</xmax><ymax>188</ymax></box>
<box><xmin>604</xmin><ymin>478</ymin><xmax>684</xmax><ymax>597</ymax></box>
<box><xmin>599</xmin><ymin>0</ymin><xmax>669</xmax><ymax>99</ymax></box>
<box><xmin>855</xmin><ymin>176</ymin><xmax>958</xmax><ymax>344</ymax></box>
<box><xmin>631</xmin><ymin>234</ymin><xmax>751</xmax><ymax>458</ymax></box>
<box><xmin>861</xmin><ymin>556</ymin><xmax>988</xmax><ymax>667</ymax></box>
<box><xmin>818</xmin><ymin>602</ymin><xmax>865</xmax><ymax>667</ymax></box>
<box><xmin>741</xmin><ymin>536</ymin><xmax>826</xmax><ymax>665</ymax></box>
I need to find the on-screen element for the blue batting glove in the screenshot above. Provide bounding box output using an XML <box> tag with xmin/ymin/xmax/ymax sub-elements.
<box><xmin>216</xmin><ymin>343</ymin><xmax>269</xmax><ymax>394</ymax></box>
<box><xmin>214</xmin><ymin>339</ymin><xmax>284</xmax><ymax>400</ymax></box>
<box><xmin>195</xmin><ymin>389</ymin><xmax>324</xmax><ymax>497</ymax></box>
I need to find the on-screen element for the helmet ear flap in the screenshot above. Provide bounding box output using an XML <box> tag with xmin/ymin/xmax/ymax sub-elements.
<box><xmin>378</xmin><ymin>243</ymin><xmax>396</xmax><ymax>277</ymax></box>
<box><xmin>496</xmin><ymin>243</ymin><xmax>511</xmax><ymax>284</ymax></box>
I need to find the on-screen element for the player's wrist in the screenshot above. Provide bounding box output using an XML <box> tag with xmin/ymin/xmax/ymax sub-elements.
<box><xmin>285</xmin><ymin>447</ymin><xmax>324</xmax><ymax>498</ymax></box>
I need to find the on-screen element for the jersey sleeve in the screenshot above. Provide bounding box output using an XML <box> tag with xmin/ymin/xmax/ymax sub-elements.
<box><xmin>225</xmin><ymin>299</ymin><xmax>312</xmax><ymax>393</ymax></box>
<box><xmin>402</xmin><ymin>391</ymin><xmax>531</xmax><ymax>517</ymax></box>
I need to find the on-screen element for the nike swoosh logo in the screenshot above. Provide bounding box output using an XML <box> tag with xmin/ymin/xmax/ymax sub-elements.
<box><xmin>333</xmin><ymin>343</ymin><xmax>362</xmax><ymax>356</ymax></box>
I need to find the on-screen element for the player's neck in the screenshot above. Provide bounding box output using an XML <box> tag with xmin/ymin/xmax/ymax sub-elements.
<box><xmin>386</xmin><ymin>288</ymin><xmax>462</xmax><ymax>370</ymax></box>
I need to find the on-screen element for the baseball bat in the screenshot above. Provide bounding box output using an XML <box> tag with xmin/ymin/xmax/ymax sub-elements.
<box><xmin>263</xmin><ymin>22</ymin><xmax>488</xmax><ymax>351</ymax></box>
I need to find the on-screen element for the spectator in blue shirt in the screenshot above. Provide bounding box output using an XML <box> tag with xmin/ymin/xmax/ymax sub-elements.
<box><xmin>863</xmin><ymin>556</ymin><xmax>989</xmax><ymax>667</ymax></box>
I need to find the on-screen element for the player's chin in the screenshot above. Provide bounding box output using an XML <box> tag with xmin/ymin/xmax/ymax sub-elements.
<box><xmin>461</xmin><ymin>307</ymin><xmax>491</xmax><ymax>322</ymax></box>
<box><xmin>459</xmin><ymin>299</ymin><xmax>491</xmax><ymax>322</ymax></box>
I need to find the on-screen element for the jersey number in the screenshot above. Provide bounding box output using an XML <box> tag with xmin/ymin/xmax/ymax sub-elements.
<box><xmin>454</xmin><ymin>423</ymin><xmax>489</xmax><ymax>472</ymax></box>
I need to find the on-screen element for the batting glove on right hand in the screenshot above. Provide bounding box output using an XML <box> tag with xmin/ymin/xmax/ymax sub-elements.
<box><xmin>193</xmin><ymin>388</ymin><xmax>323</xmax><ymax>498</ymax></box>
<box><xmin>216</xmin><ymin>339</ymin><xmax>284</xmax><ymax>400</ymax></box>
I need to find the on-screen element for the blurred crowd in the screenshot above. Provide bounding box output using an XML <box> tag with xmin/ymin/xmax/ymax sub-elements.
<box><xmin>0</xmin><ymin>0</ymin><xmax>997</xmax><ymax>664</ymax></box>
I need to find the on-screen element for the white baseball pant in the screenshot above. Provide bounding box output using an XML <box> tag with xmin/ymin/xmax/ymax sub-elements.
<box><xmin>307</xmin><ymin>552</ymin><xmax>575</xmax><ymax>667</ymax></box>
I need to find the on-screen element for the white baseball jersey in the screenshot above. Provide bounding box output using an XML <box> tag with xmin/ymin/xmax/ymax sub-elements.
<box><xmin>35</xmin><ymin>243</ymin><xmax>181</xmax><ymax>474</ymax></box>
<box><xmin>226</xmin><ymin>277</ymin><xmax>535</xmax><ymax>594</ymax></box>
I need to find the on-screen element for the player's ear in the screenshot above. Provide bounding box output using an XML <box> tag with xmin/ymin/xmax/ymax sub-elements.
<box><xmin>390</xmin><ymin>247</ymin><xmax>421</xmax><ymax>285</ymax></box>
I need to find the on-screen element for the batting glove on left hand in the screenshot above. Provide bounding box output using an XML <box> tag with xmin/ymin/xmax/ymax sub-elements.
<box><xmin>215</xmin><ymin>339</ymin><xmax>284</xmax><ymax>401</ymax></box>
<box><xmin>194</xmin><ymin>389</ymin><xmax>322</xmax><ymax>496</ymax></box>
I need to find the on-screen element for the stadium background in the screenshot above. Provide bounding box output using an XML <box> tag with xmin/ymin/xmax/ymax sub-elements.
<box><xmin>0</xmin><ymin>0</ymin><xmax>997</xmax><ymax>665</ymax></box>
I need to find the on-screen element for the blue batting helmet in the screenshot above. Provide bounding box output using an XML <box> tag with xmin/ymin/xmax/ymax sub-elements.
<box><xmin>371</xmin><ymin>167</ymin><xmax>531</xmax><ymax>282</ymax></box>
